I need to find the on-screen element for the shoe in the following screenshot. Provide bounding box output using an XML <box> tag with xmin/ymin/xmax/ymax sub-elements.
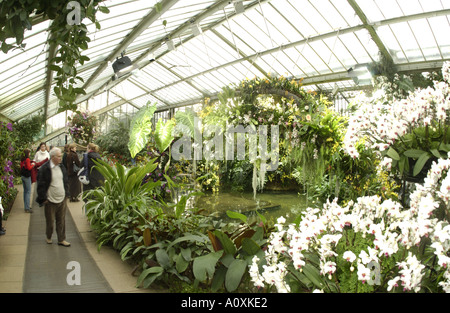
<box><xmin>25</xmin><ymin>209</ymin><xmax>33</xmax><ymax>213</ymax></box>
<box><xmin>58</xmin><ymin>240</ymin><xmax>71</xmax><ymax>247</ymax></box>
<box><xmin>0</xmin><ymin>230</ymin><xmax>5</xmax><ymax>236</ymax></box>
<box><xmin>46</xmin><ymin>238</ymin><xmax>52</xmax><ymax>244</ymax></box>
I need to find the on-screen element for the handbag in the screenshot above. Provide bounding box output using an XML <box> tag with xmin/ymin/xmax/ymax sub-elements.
<box><xmin>78</xmin><ymin>153</ymin><xmax>90</xmax><ymax>185</ymax></box>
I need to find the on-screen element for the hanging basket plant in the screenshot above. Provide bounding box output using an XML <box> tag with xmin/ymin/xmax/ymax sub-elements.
<box><xmin>68</xmin><ymin>111</ymin><xmax>97</xmax><ymax>146</ymax></box>
<box><xmin>0</xmin><ymin>0</ymin><xmax>110</xmax><ymax>113</ymax></box>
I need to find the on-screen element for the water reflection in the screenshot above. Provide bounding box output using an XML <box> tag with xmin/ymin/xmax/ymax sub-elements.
<box><xmin>171</xmin><ymin>188</ymin><xmax>308</xmax><ymax>223</ymax></box>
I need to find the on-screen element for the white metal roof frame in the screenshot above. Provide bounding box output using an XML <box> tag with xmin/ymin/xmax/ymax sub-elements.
<box><xmin>1</xmin><ymin>0</ymin><xmax>450</xmax><ymax>140</ymax></box>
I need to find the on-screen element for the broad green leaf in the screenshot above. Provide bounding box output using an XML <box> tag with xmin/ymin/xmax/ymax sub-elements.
<box><xmin>175</xmin><ymin>253</ymin><xmax>189</xmax><ymax>273</ymax></box>
<box><xmin>302</xmin><ymin>264</ymin><xmax>325</xmax><ymax>289</ymax></box>
<box><xmin>155</xmin><ymin>118</ymin><xmax>175</xmax><ymax>153</ymax></box>
<box><xmin>128</xmin><ymin>103</ymin><xmax>157</xmax><ymax>158</ymax></box>
<box><xmin>174</xmin><ymin>108</ymin><xmax>196</xmax><ymax>138</ymax></box>
<box><xmin>136</xmin><ymin>266</ymin><xmax>164</xmax><ymax>287</ymax></box>
<box><xmin>214</xmin><ymin>230</ymin><xmax>236</xmax><ymax>255</ymax></box>
<box><xmin>403</xmin><ymin>149</ymin><xmax>426</xmax><ymax>158</ymax></box>
<box><xmin>168</xmin><ymin>234</ymin><xmax>208</xmax><ymax>249</ymax></box>
<box><xmin>413</xmin><ymin>152</ymin><xmax>431</xmax><ymax>176</ymax></box>
<box><xmin>180</xmin><ymin>247</ymin><xmax>191</xmax><ymax>262</ymax></box>
<box><xmin>399</xmin><ymin>155</ymin><xmax>407</xmax><ymax>175</ymax></box>
<box><xmin>226</xmin><ymin>210</ymin><xmax>247</xmax><ymax>224</ymax></box>
<box><xmin>155</xmin><ymin>249</ymin><xmax>171</xmax><ymax>269</ymax></box>
<box><xmin>430</xmin><ymin>149</ymin><xmax>442</xmax><ymax>159</ymax></box>
<box><xmin>225</xmin><ymin>259</ymin><xmax>247</xmax><ymax>292</ymax></box>
<box><xmin>386</xmin><ymin>147</ymin><xmax>400</xmax><ymax>161</ymax></box>
<box><xmin>211</xmin><ymin>265</ymin><xmax>227</xmax><ymax>292</ymax></box>
<box><xmin>241</xmin><ymin>238</ymin><xmax>261</xmax><ymax>256</ymax></box>
<box><xmin>193</xmin><ymin>251</ymin><xmax>223</xmax><ymax>282</ymax></box>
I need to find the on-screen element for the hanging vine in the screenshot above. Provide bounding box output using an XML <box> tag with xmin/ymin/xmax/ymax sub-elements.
<box><xmin>0</xmin><ymin>0</ymin><xmax>109</xmax><ymax>113</ymax></box>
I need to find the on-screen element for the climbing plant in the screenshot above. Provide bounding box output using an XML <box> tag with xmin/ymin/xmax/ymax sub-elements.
<box><xmin>0</xmin><ymin>0</ymin><xmax>109</xmax><ymax>113</ymax></box>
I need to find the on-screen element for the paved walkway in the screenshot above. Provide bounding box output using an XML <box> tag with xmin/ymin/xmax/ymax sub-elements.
<box><xmin>0</xmin><ymin>183</ymin><xmax>164</xmax><ymax>293</ymax></box>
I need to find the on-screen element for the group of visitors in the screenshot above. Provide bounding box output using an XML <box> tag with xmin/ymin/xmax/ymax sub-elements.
<box><xmin>15</xmin><ymin>142</ymin><xmax>103</xmax><ymax>247</ymax></box>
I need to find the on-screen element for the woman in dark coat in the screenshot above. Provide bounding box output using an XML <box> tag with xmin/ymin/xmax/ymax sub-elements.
<box><xmin>83</xmin><ymin>143</ymin><xmax>104</xmax><ymax>202</ymax></box>
<box><xmin>66</xmin><ymin>143</ymin><xmax>81</xmax><ymax>202</ymax></box>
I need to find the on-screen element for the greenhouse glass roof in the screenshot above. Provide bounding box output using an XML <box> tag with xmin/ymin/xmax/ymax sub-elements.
<box><xmin>1</xmin><ymin>0</ymin><xmax>450</xmax><ymax>141</ymax></box>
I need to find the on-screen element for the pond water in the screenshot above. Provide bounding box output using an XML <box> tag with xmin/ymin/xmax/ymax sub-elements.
<box><xmin>190</xmin><ymin>191</ymin><xmax>309</xmax><ymax>223</ymax></box>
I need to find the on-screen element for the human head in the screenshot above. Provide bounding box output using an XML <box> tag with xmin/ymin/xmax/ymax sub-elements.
<box><xmin>22</xmin><ymin>148</ymin><xmax>30</xmax><ymax>161</ymax></box>
<box><xmin>39</xmin><ymin>142</ymin><xmax>47</xmax><ymax>152</ymax></box>
<box><xmin>49</xmin><ymin>147</ymin><xmax>62</xmax><ymax>166</ymax></box>
<box><xmin>69</xmin><ymin>143</ymin><xmax>77</xmax><ymax>152</ymax></box>
<box><xmin>87</xmin><ymin>143</ymin><xmax>99</xmax><ymax>153</ymax></box>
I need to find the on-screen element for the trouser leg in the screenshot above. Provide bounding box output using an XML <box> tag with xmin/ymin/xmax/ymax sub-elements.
<box><xmin>55</xmin><ymin>199</ymin><xmax>67</xmax><ymax>242</ymax></box>
<box><xmin>44</xmin><ymin>203</ymin><xmax>55</xmax><ymax>240</ymax></box>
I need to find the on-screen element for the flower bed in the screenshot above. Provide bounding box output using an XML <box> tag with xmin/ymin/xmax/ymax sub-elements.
<box><xmin>250</xmin><ymin>153</ymin><xmax>450</xmax><ymax>293</ymax></box>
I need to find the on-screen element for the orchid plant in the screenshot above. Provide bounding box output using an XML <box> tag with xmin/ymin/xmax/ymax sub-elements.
<box><xmin>249</xmin><ymin>153</ymin><xmax>450</xmax><ymax>293</ymax></box>
<box><xmin>344</xmin><ymin>62</ymin><xmax>450</xmax><ymax>181</ymax></box>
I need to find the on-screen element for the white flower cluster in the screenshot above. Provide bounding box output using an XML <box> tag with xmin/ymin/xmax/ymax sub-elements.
<box><xmin>387</xmin><ymin>253</ymin><xmax>425</xmax><ymax>292</ymax></box>
<box><xmin>343</xmin><ymin>62</ymin><xmax>450</xmax><ymax>159</ymax></box>
<box><xmin>250</xmin><ymin>154</ymin><xmax>450</xmax><ymax>292</ymax></box>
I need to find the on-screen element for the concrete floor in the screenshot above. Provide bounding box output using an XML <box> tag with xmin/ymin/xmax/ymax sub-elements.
<box><xmin>0</xmin><ymin>183</ymin><xmax>164</xmax><ymax>293</ymax></box>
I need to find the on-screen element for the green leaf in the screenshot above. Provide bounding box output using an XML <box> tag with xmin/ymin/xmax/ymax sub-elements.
<box><xmin>98</xmin><ymin>6</ymin><xmax>110</xmax><ymax>14</ymax></box>
<box><xmin>386</xmin><ymin>147</ymin><xmax>400</xmax><ymax>161</ymax></box>
<box><xmin>214</xmin><ymin>230</ymin><xmax>236</xmax><ymax>255</ymax></box>
<box><xmin>180</xmin><ymin>247</ymin><xmax>191</xmax><ymax>262</ymax></box>
<box><xmin>155</xmin><ymin>118</ymin><xmax>175</xmax><ymax>153</ymax></box>
<box><xmin>225</xmin><ymin>259</ymin><xmax>247</xmax><ymax>292</ymax></box>
<box><xmin>211</xmin><ymin>265</ymin><xmax>227</xmax><ymax>292</ymax></box>
<box><xmin>399</xmin><ymin>155</ymin><xmax>407</xmax><ymax>175</ymax></box>
<box><xmin>175</xmin><ymin>253</ymin><xmax>189</xmax><ymax>273</ymax></box>
<box><xmin>174</xmin><ymin>108</ymin><xmax>196</xmax><ymax>137</ymax></box>
<box><xmin>226</xmin><ymin>210</ymin><xmax>247</xmax><ymax>224</ymax></box>
<box><xmin>193</xmin><ymin>251</ymin><xmax>223</xmax><ymax>282</ymax></box>
<box><xmin>302</xmin><ymin>264</ymin><xmax>325</xmax><ymax>289</ymax></box>
<box><xmin>128</xmin><ymin>103</ymin><xmax>157</xmax><ymax>158</ymax></box>
<box><xmin>403</xmin><ymin>149</ymin><xmax>426</xmax><ymax>158</ymax></box>
<box><xmin>430</xmin><ymin>149</ymin><xmax>442</xmax><ymax>159</ymax></box>
<box><xmin>136</xmin><ymin>266</ymin><xmax>164</xmax><ymax>287</ymax></box>
<box><xmin>155</xmin><ymin>249</ymin><xmax>171</xmax><ymax>269</ymax></box>
<box><xmin>241</xmin><ymin>238</ymin><xmax>261</xmax><ymax>256</ymax></box>
<box><xmin>413</xmin><ymin>152</ymin><xmax>431</xmax><ymax>177</ymax></box>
